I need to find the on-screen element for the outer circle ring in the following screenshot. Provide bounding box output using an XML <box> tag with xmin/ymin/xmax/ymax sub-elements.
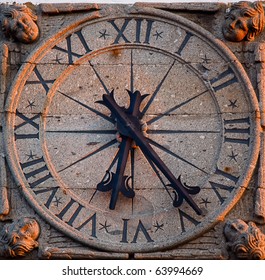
<box><xmin>3</xmin><ymin>8</ymin><xmax>260</xmax><ymax>252</ymax></box>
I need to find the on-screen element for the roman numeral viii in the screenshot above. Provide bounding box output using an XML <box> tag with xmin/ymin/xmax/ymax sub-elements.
<box><xmin>56</xmin><ymin>198</ymin><xmax>97</xmax><ymax>237</ymax></box>
<box><xmin>20</xmin><ymin>157</ymin><xmax>52</xmax><ymax>189</ymax></box>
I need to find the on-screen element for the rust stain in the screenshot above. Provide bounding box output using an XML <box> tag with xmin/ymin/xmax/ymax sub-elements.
<box><xmin>111</xmin><ymin>48</ymin><xmax>122</xmax><ymax>57</ymax></box>
<box><xmin>224</xmin><ymin>166</ymin><xmax>232</xmax><ymax>173</ymax></box>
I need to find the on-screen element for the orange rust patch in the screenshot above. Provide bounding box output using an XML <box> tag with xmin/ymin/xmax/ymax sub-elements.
<box><xmin>224</xmin><ymin>167</ymin><xmax>232</xmax><ymax>173</ymax></box>
<box><xmin>111</xmin><ymin>48</ymin><xmax>122</xmax><ymax>57</ymax></box>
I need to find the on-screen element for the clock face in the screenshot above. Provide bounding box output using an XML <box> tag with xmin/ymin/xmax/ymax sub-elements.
<box><xmin>4</xmin><ymin>9</ymin><xmax>259</xmax><ymax>252</ymax></box>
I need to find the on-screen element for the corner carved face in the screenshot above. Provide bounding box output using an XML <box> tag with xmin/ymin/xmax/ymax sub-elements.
<box><xmin>0</xmin><ymin>218</ymin><xmax>40</xmax><ymax>258</ymax></box>
<box><xmin>224</xmin><ymin>219</ymin><xmax>265</xmax><ymax>260</ymax></box>
<box><xmin>1</xmin><ymin>7</ymin><xmax>39</xmax><ymax>44</ymax></box>
<box><xmin>222</xmin><ymin>1</ymin><xmax>264</xmax><ymax>42</ymax></box>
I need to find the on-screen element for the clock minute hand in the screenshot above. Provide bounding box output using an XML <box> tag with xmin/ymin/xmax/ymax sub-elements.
<box><xmin>129</xmin><ymin>124</ymin><xmax>202</xmax><ymax>216</ymax></box>
<box><xmin>98</xmin><ymin>92</ymin><xmax>202</xmax><ymax>215</ymax></box>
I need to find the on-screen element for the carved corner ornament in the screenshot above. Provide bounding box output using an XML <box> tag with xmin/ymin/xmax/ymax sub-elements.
<box><xmin>0</xmin><ymin>4</ymin><xmax>39</xmax><ymax>44</ymax></box>
<box><xmin>0</xmin><ymin>218</ymin><xmax>40</xmax><ymax>258</ymax></box>
<box><xmin>222</xmin><ymin>1</ymin><xmax>264</xmax><ymax>42</ymax></box>
<box><xmin>224</xmin><ymin>219</ymin><xmax>265</xmax><ymax>260</ymax></box>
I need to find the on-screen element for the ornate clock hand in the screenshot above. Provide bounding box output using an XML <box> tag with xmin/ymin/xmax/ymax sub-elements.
<box><xmin>96</xmin><ymin>136</ymin><xmax>135</xmax><ymax>210</ymax></box>
<box><xmin>130</xmin><ymin>146</ymin><xmax>135</xmax><ymax>214</ymax></box>
<box><xmin>129</xmin><ymin>123</ymin><xmax>202</xmax><ymax>215</ymax></box>
<box><xmin>96</xmin><ymin>90</ymin><xmax>146</xmax><ymax>210</ymax></box>
<box><xmin>97</xmin><ymin>90</ymin><xmax>202</xmax><ymax>215</ymax></box>
<box><xmin>89</xmin><ymin>148</ymin><xmax>120</xmax><ymax>204</ymax></box>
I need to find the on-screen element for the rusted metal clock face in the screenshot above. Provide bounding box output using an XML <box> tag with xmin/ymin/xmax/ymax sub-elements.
<box><xmin>4</xmin><ymin>8</ymin><xmax>259</xmax><ymax>252</ymax></box>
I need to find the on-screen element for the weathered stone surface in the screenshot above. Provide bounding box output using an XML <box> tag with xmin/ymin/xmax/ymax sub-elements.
<box><xmin>39</xmin><ymin>3</ymin><xmax>99</xmax><ymax>15</ymax></box>
<box><xmin>134</xmin><ymin>2</ymin><xmax>222</xmax><ymax>12</ymax></box>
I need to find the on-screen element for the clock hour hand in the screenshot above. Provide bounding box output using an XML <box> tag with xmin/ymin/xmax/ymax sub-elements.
<box><xmin>96</xmin><ymin>136</ymin><xmax>135</xmax><ymax>210</ymax></box>
<box><xmin>97</xmin><ymin>90</ymin><xmax>202</xmax><ymax>215</ymax></box>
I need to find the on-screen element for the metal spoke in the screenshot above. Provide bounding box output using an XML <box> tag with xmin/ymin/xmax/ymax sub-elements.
<box><xmin>89</xmin><ymin>61</ymin><xmax>111</xmax><ymax>95</ymax></box>
<box><xmin>146</xmin><ymin>89</ymin><xmax>209</xmax><ymax>125</ymax></box>
<box><xmin>46</xmin><ymin>129</ymin><xmax>116</xmax><ymax>134</ymax></box>
<box><xmin>140</xmin><ymin>59</ymin><xmax>176</xmax><ymax>118</ymax></box>
<box><xmin>57</xmin><ymin>90</ymin><xmax>114</xmax><ymax>124</ymax></box>
<box><xmin>58</xmin><ymin>139</ymin><xmax>117</xmax><ymax>173</ymax></box>
<box><xmin>148</xmin><ymin>129</ymin><xmax>220</xmax><ymax>134</ymax></box>
<box><xmin>148</xmin><ymin>138</ymin><xmax>208</xmax><ymax>174</ymax></box>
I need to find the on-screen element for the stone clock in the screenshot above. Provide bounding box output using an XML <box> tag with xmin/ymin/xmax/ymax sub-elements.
<box><xmin>2</xmin><ymin>4</ymin><xmax>260</xmax><ymax>255</ymax></box>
